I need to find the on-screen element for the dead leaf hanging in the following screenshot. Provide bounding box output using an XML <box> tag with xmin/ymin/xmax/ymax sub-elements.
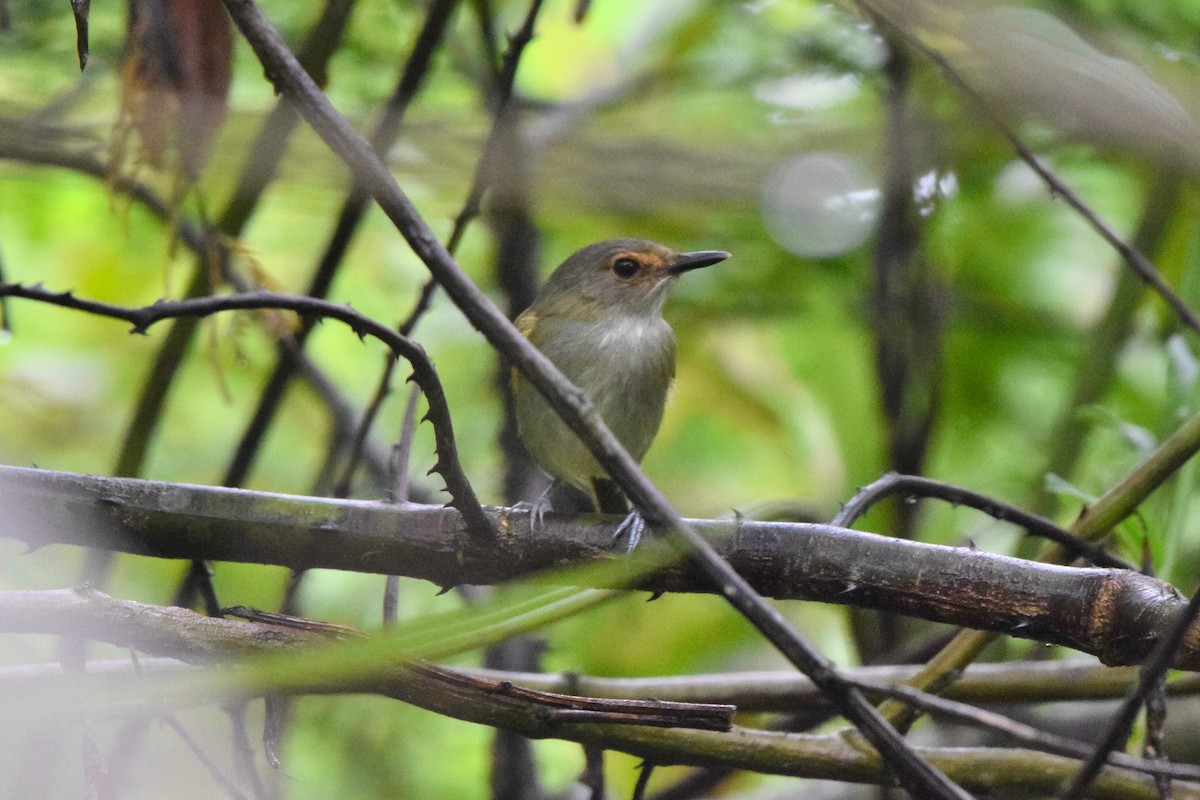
<box><xmin>120</xmin><ymin>0</ymin><xmax>233</xmax><ymax>181</ymax></box>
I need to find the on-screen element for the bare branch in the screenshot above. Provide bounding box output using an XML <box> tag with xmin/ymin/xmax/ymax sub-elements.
<box><xmin>456</xmin><ymin>660</ymin><xmax>1200</xmax><ymax>710</ymax></box>
<box><xmin>850</xmin><ymin>678</ymin><xmax>1200</xmax><ymax>783</ymax></box>
<box><xmin>0</xmin><ymin>588</ymin><xmax>732</xmax><ymax>733</ymax></box>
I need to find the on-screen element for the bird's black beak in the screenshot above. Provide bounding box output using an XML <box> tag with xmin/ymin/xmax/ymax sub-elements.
<box><xmin>669</xmin><ymin>250</ymin><xmax>731</xmax><ymax>275</ymax></box>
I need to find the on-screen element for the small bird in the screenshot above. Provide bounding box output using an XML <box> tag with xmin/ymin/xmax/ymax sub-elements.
<box><xmin>511</xmin><ymin>238</ymin><xmax>730</xmax><ymax>544</ymax></box>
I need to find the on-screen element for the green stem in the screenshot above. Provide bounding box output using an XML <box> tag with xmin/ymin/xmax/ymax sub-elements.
<box><xmin>1071</xmin><ymin>411</ymin><xmax>1200</xmax><ymax>543</ymax></box>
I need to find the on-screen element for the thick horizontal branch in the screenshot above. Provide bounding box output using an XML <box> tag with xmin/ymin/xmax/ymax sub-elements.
<box><xmin>2</xmin><ymin>465</ymin><xmax>1199</xmax><ymax>668</ymax></box>
<box><xmin>0</xmin><ymin>587</ymin><xmax>1191</xmax><ymax>800</ymax></box>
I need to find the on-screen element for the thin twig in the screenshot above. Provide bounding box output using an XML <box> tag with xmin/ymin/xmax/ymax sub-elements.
<box><xmin>1144</xmin><ymin>677</ymin><xmax>1172</xmax><ymax>799</ymax></box>
<box><xmin>224</xmin><ymin>702</ymin><xmax>269</xmax><ymax>800</ymax></box>
<box><xmin>447</xmin><ymin>0</ymin><xmax>546</xmax><ymax>257</ymax></box>
<box><xmin>390</xmin><ymin>383</ymin><xmax>422</xmax><ymax>504</ymax></box>
<box><xmin>331</xmin><ymin>351</ymin><xmax>398</xmax><ymax>498</ymax></box>
<box><xmin>382</xmin><ymin>384</ymin><xmax>420</xmax><ymax>627</ymax></box>
<box><xmin>631</xmin><ymin>762</ymin><xmax>655</xmax><ymax>800</ymax></box>
<box><xmin>851</xmin><ymin>679</ymin><xmax>1200</xmax><ymax>782</ymax></box>
<box><xmin>161</xmin><ymin>714</ymin><xmax>250</xmax><ymax>799</ymax></box>
<box><xmin>834</xmin><ymin>472</ymin><xmax>1135</xmax><ymax>569</ymax></box>
<box><xmin>469</xmin><ymin>0</ymin><xmax>501</xmax><ymax>85</ymax></box>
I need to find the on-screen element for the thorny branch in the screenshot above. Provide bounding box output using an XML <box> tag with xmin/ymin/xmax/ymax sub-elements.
<box><xmin>834</xmin><ymin>472</ymin><xmax>1136</xmax><ymax>570</ymax></box>
<box><xmin>0</xmin><ymin>284</ymin><xmax>491</xmax><ymax>538</ymax></box>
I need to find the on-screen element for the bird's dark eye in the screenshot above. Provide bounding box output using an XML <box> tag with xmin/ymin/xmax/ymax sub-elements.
<box><xmin>612</xmin><ymin>257</ymin><xmax>640</xmax><ymax>279</ymax></box>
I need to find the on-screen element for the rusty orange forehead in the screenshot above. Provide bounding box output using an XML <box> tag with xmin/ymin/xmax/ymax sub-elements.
<box><xmin>605</xmin><ymin>245</ymin><xmax>674</xmax><ymax>269</ymax></box>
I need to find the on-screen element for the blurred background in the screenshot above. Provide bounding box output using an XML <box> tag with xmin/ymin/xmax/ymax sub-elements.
<box><xmin>4</xmin><ymin>0</ymin><xmax>1200</xmax><ymax>796</ymax></box>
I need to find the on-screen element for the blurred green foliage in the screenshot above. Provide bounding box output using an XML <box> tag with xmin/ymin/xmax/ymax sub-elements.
<box><xmin>4</xmin><ymin>0</ymin><xmax>1200</xmax><ymax>796</ymax></box>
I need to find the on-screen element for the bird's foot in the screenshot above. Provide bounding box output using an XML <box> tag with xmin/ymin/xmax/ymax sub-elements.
<box><xmin>516</xmin><ymin>481</ymin><xmax>559</xmax><ymax>534</ymax></box>
<box><xmin>612</xmin><ymin>509</ymin><xmax>646</xmax><ymax>553</ymax></box>
<box><xmin>528</xmin><ymin>493</ymin><xmax>553</xmax><ymax>533</ymax></box>
<box><xmin>613</xmin><ymin>513</ymin><xmax>663</xmax><ymax>600</ymax></box>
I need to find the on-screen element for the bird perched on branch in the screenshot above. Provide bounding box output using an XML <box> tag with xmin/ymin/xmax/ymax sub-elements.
<box><xmin>511</xmin><ymin>238</ymin><xmax>729</xmax><ymax>546</ymax></box>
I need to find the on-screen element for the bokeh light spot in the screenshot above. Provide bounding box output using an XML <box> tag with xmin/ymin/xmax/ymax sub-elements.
<box><xmin>760</xmin><ymin>152</ymin><xmax>880</xmax><ymax>257</ymax></box>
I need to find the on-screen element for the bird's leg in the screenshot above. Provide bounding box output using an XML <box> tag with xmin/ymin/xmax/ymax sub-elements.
<box><xmin>591</xmin><ymin>477</ymin><xmax>647</xmax><ymax>552</ymax></box>
<box><xmin>612</xmin><ymin>509</ymin><xmax>647</xmax><ymax>553</ymax></box>
<box><xmin>593</xmin><ymin>477</ymin><xmax>660</xmax><ymax>596</ymax></box>
<box><xmin>520</xmin><ymin>478</ymin><xmax>562</xmax><ymax>533</ymax></box>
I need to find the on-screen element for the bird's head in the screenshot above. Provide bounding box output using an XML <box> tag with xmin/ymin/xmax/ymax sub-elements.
<box><xmin>534</xmin><ymin>238</ymin><xmax>729</xmax><ymax>321</ymax></box>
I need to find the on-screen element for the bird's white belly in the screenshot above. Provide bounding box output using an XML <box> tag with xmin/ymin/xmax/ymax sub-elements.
<box><xmin>516</xmin><ymin>316</ymin><xmax>675</xmax><ymax>490</ymax></box>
